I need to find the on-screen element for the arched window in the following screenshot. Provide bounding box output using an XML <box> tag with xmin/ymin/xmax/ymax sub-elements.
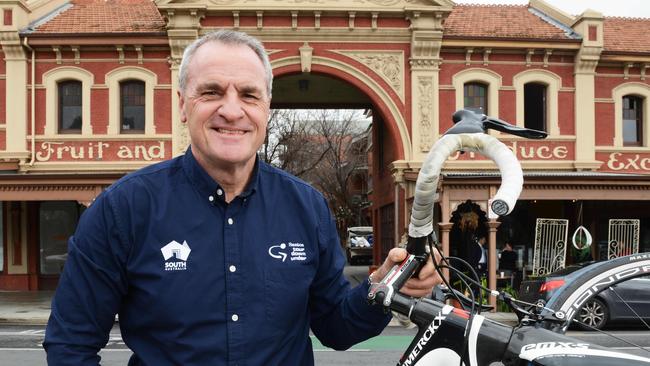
<box><xmin>623</xmin><ymin>95</ymin><xmax>644</xmax><ymax>146</ymax></box>
<box><xmin>464</xmin><ymin>82</ymin><xmax>488</xmax><ymax>114</ymax></box>
<box><xmin>524</xmin><ymin>82</ymin><xmax>547</xmax><ymax>132</ymax></box>
<box><xmin>120</xmin><ymin>80</ymin><xmax>146</xmax><ymax>133</ymax></box>
<box><xmin>58</xmin><ymin>80</ymin><xmax>82</xmax><ymax>133</ymax></box>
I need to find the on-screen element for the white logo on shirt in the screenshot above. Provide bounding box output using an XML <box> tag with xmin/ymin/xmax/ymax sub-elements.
<box><xmin>161</xmin><ymin>240</ymin><xmax>191</xmax><ymax>271</ymax></box>
<box><xmin>268</xmin><ymin>242</ymin><xmax>306</xmax><ymax>262</ymax></box>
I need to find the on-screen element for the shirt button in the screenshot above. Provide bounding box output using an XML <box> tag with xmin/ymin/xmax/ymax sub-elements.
<box><xmin>217</xmin><ymin>189</ymin><xmax>223</xmax><ymax>196</ymax></box>
<box><xmin>208</xmin><ymin>195</ymin><xmax>214</xmax><ymax>202</ymax></box>
<box><xmin>231</xmin><ymin>314</ymin><xmax>239</xmax><ymax>322</ymax></box>
<box><xmin>228</xmin><ymin>218</ymin><xmax>234</xmax><ymax>225</ymax></box>
<box><xmin>229</xmin><ymin>265</ymin><xmax>236</xmax><ymax>272</ymax></box>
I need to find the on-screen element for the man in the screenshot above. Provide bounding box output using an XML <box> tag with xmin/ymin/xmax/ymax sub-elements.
<box><xmin>498</xmin><ymin>241</ymin><xmax>517</xmax><ymax>273</ymax></box>
<box><xmin>44</xmin><ymin>30</ymin><xmax>441</xmax><ymax>365</ymax></box>
<box><xmin>469</xmin><ymin>235</ymin><xmax>488</xmax><ymax>279</ymax></box>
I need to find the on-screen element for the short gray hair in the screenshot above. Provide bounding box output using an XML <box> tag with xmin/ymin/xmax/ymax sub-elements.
<box><xmin>178</xmin><ymin>29</ymin><xmax>273</xmax><ymax>98</ymax></box>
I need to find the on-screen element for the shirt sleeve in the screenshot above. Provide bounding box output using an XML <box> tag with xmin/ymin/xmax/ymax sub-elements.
<box><xmin>43</xmin><ymin>192</ymin><xmax>129</xmax><ymax>365</ymax></box>
<box><xmin>308</xmin><ymin>195</ymin><xmax>392</xmax><ymax>350</ymax></box>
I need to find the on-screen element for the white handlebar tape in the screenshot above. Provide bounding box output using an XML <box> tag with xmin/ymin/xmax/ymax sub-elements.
<box><xmin>408</xmin><ymin>133</ymin><xmax>523</xmax><ymax>238</ymax></box>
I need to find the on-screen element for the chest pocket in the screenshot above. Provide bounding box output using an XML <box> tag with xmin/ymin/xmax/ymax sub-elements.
<box><xmin>264</xmin><ymin>263</ymin><xmax>314</xmax><ymax>330</ymax></box>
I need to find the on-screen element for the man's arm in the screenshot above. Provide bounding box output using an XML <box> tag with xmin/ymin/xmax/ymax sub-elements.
<box><xmin>307</xmin><ymin>195</ymin><xmax>443</xmax><ymax>350</ymax></box>
<box><xmin>43</xmin><ymin>193</ymin><xmax>129</xmax><ymax>365</ymax></box>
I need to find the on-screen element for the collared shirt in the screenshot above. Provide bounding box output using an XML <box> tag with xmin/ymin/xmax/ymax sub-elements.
<box><xmin>44</xmin><ymin>149</ymin><xmax>391</xmax><ymax>366</ymax></box>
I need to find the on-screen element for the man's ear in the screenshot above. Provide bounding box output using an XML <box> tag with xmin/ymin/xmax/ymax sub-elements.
<box><xmin>178</xmin><ymin>90</ymin><xmax>187</xmax><ymax>123</ymax></box>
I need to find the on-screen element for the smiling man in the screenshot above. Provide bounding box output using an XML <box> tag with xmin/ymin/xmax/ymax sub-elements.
<box><xmin>43</xmin><ymin>30</ymin><xmax>441</xmax><ymax>366</ymax></box>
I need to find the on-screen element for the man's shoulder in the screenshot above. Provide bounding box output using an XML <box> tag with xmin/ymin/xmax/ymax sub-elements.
<box><xmin>105</xmin><ymin>156</ymin><xmax>183</xmax><ymax>196</ymax></box>
<box><xmin>258</xmin><ymin>161</ymin><xmax>322</xmax><ymax>197</ymax></box>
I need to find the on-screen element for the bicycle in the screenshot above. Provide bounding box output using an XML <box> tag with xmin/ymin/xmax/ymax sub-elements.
<box><xmin>368</xmin><ymin>109</ymin><xmax>650</xmax><ymax>366</ymax></box>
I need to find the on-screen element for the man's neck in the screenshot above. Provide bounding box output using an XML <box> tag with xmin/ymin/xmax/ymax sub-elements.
<box><xmin>193</xmin><ymin>152</ymin><xmax>256</xmax><ymax>203</ymax></box>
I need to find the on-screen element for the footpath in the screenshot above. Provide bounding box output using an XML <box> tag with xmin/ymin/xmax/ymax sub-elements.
<box><xmin>0</xmin><ymin>290</ymin><xmax>518</xmax><ymax>327</ymax></box>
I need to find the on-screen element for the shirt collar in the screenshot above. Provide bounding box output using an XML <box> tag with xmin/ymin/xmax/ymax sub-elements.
<box><xmin>182</xmin><ymin>147</ymin><xmax>259</xmax><ymax>201</ymax></box>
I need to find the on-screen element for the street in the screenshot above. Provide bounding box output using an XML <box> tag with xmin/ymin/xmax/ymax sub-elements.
<box><xmin>2</xmin><ymin>323</ymin><xmax>650</xmax><ymax>365</ymax></box>
<box><xmin>2</xmin><ymin>265</ymin><xmax>649</xmax><ymax>364</ymax></box>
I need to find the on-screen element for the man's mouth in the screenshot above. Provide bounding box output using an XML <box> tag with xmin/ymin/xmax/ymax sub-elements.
<box><xmin>215</xmin><ymin>128</ymin><xmax>246</xmax><ymax>135</ymax></box>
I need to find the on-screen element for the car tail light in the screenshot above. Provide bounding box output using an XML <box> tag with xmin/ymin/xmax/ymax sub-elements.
<box><xmin>539</xmin><ymin>279</ymin><xmax>565</xmax><ymax>293</ymax></box>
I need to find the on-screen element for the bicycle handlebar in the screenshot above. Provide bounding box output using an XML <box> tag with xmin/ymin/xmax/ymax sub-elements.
<box><xmin>409</xmin><ymin>115</ymin><xmax>525</xmax><ymax>239</ymax></box>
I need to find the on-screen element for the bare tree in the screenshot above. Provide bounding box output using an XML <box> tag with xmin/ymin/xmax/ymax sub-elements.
<box><xmin>261</xmin><ymin>109</ymin><xmax>371</xmax><ymax>230</ymax></box>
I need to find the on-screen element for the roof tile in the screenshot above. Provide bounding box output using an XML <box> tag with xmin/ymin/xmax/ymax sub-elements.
<box><xmin>444</xmin><ymin>4</ymin><xmax>572</xmax><ymax>40</ymax></box>
<box><xmin>604</xmin><ymin>17</ymin><xmax>650</xmax><ymax>54</ymax></box>
<box><xmin>31</xmin><ymin>0</ymin><xmax>165</xmax><ymax>34</ymax></box>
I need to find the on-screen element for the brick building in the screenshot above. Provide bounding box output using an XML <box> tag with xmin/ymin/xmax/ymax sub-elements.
<box><xmin>0</xmin><ymin>0</ymin><xmax>649</xmax><ymax>291</ymax></box>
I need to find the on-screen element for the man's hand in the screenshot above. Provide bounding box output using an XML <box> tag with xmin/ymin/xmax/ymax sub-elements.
<box><xmin>370</xmin><ymin>247</ymin><xmax>443</xmax><ymax>298</ymax></box>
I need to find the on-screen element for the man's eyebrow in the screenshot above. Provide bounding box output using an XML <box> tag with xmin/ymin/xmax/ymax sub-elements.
<box><xmin>238</xmin><ymin>85</ymin><xmax>263</xmax><ymax>95</ymax></box>
<box><xmin>195</xmin><ymin>81</ymin><xmax>224</xmax><ymax>92</ymax></box>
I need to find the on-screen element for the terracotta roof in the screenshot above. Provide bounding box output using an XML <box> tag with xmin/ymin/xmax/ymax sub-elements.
<box><xmin>28</xmin><ymin>0</ymin><xmax>165</xmax><ymax>34</ymax></box>
<box><xmin>603</xmin><ymin>17</ymin><xmax>650</xmax><ymax>54</ymax></box>
<box><xmin>444</xmin><ymin>4</ymin><xmax>575</xmax><ymax>41</ymax></box>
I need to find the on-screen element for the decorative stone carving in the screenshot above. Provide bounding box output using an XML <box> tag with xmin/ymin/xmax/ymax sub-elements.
<box><xmin>336</xmin><ymin>50</ymin><xmax>404</xmax><ymax>101</ymax></box>
<box><xmin>299</xmin><ymin>42</ymin><xmax>313</xmax><ymax>72</ymax></box>
<box><xmin>417</xmin><ymin>76</ymin><xmax>434</xmax><ymax>152</ymax></box>
<box><xmin>177</xmin><ymin>122</ymin><xmax>191</xmax><ymax>156</ymax></box>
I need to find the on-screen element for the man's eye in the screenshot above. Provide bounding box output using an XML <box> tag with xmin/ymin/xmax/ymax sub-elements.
<box><xmin>244</xmin><ymin>94</ymin><xmax>259</xmax><ymax>100</ymax></box>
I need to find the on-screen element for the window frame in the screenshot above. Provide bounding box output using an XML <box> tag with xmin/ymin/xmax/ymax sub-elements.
<box><xmin>452</xmin><ymin>68</ymin><xmax>501</xmax><ymax>118</ymax></box>
<box><xmin>57</xmin><ymin>80</ymin><xmax>83</xmax><ymax>134</ymax></box>
<box><xmin>105</xmin><ymin>67</ymin><xmax>157</xmax><ymax>135</ymax></box>
<box><xmin>43</xmin><ymin>67</ymin><xmax>94</xmax><ymax>136</ymax></box>
<box><xmin>463</xmin><ymin>82</ymin><xmax>489</xmax><ymax>115</ymax></box>
<box><xmin>119</xmin><ymin>79</ymin><xmax>146</xmax><ymax>134</ymax></box>
<box><xmin>622</xmin><ymin>95</ymin><xmax>644</xmax><ymax>147</ymax></box>
<box><xmin>612</xmin><ymin>83</ymin><xmax>650</xmax><ymax>148</ymax></box>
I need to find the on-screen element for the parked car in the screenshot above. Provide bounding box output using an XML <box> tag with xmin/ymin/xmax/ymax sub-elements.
<box><xmin>346</xmin><ymin>226</ymin><xmax>373</xmax><ymax>265</ymax></box>
<box><xmin>518</xmin><ymin>262</ymin><xmax>650</xmax><ymax>330</ymax></box>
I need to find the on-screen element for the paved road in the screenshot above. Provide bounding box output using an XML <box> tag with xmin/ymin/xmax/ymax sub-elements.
<box><xmin>3</xmin><ymin>323</ymin><xmax>650</xmax><ymax>365</ymax></box>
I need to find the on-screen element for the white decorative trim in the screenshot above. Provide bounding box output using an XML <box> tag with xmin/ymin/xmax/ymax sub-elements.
<box><xmin>105</xmin><ymin>66</ymin><xmax>158</xmax><ymax>135</ymax></box>
<box><xmin>334</xmin><ymin>50</ymin><xmax>405</xmax><ymax>102</ymax></box>
<box><xmin>513</xmin><ymin>69</ymin><xmax>562</xmax><ymax>137</ymax></box>
<box><xmin>452</xmin><ymin>68</ymin><xmax>501</xmax><ymax>117</ymax></box>
<box><xmin>612</xmin><ymin>82</ymin><xmax>650</xmax><ymax>147</ymax></box>
<box><xmin>43</xmin><ymin>67</ymin><xmax>94</xmax><ymax>136</ymax></box>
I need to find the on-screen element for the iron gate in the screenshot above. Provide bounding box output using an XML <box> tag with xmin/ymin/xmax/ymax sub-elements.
<box><xmin>608</xmin><ymin>219</ymin><xmax>640</xmax><ymax>259</ymax></box>
<box><xmin>532</xmin><ymin>218</ymin><xmax>568</xmax><ymax>276</ymax></box>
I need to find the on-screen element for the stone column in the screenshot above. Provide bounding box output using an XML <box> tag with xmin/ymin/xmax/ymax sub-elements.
<box><xmin>0</xmin><ymin>31</ymin><xmax>29</xmax><ymax>158</ymax></box>
<box><xmin>407</xmin><ymin>10</ymin><xmax>450</xmax><ymax>161</ymax></box>
<box><xmin>572</xmin><ymin>11</ymin><xmax>604</xmax><ymax>171</ymax></box>
<box><xmin>487</xmin><ymin>219</ymin><xmax>501</xmax><ymax>310</ymax></box>
<box><xmin>162</xmin><ymin>7</ymin><xmax>204</xmax><ymax>157</ymax></box>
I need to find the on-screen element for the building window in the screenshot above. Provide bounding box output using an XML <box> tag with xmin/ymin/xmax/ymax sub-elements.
<box><xmin>623</xmin><ymin>95</ymin><xmax>643</xmax><ymax>146</ymax></box>
<box><xmin>464</xmin><ymin>82</ymin><xmax>488</xmax><ymax>114</ymax></box>
<box><xmin>120</xmin><ymin>80</ymin><xmax>146</xmax><ymax>133</ymax></box>
<box><xmin>58</xmin><ymin>80</ymin><xmax>82</xmax><ymax>133</ymax></box>
<box><xmin>524</xmin><ymin>82</ymin><xmax>547</xmax><ymax>132</ymax></box>
<box><xmin>39</xmin><ymin>202</ymin><xmax>84</xmax><ymax>275</ymax></box>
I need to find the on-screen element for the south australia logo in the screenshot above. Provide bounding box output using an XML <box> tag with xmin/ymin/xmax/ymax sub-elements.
<box><xmin>161</xmin><ymin>240</ymin><xmax>191</xmax><ymax>271</ymax></box>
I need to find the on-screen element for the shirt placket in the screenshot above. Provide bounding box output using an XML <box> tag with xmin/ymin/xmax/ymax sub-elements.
<box><xmin>223</xmin><ymin>197</ymin><xmax>243</xmax><ymax>365</ymax></box>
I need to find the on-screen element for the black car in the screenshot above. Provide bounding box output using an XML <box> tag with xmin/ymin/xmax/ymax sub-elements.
<box><xmin>518</xmin><ymin>262</ymin><xmax>650</xmax><ymax>330</ymax></box>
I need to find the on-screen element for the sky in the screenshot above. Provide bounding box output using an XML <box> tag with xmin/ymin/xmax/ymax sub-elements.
<box><xmin>453</xmin><ymin>0</ymin><xmax>650</xmax><ymax>18</ymax></box>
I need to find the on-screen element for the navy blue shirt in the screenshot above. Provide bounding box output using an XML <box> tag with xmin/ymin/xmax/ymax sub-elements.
<box><xmin>44</xmin><ymin>149</ymin><xmax>391</xmax><ymax>365</ymax></box>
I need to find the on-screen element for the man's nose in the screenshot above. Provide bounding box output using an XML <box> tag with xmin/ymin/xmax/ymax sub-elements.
<box><xmin>217</xmin><ymin>91</ymin><xmax>245</xmax><ymax>121</ymax></box>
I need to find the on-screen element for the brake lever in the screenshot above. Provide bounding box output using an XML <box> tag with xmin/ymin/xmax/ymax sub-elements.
<box><xmin>367</xmin><ymin>236</ymin><xmax>430</xmax><ymax>307</ymax></box>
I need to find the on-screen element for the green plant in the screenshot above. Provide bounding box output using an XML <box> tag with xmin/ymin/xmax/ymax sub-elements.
<box><xmin>497</xmin><ymin>283</ymin><xmax>518</xmax><ymax>312</ymax></box>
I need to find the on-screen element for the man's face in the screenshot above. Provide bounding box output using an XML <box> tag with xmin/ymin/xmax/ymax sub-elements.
<box><xmin>179</xmin><ymin>41</ymin><xmax>270</xmax><ymax>171</ymax></box>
